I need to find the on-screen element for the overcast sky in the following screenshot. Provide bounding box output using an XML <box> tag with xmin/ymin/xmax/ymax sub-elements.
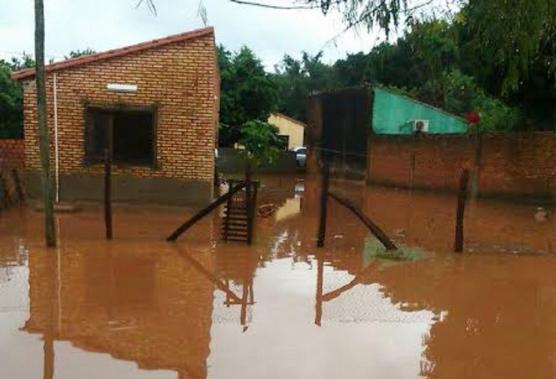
<box><xmin>0</xmin><ymin>0</ymin><xmax>395</xmax><ymax>71</ymax></box>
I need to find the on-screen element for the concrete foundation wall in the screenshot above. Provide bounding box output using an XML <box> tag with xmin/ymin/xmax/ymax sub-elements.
<box><xmin>216</xmin><ymin>148</ymin><xmax>299</xmax><ymax>174</ymax></box>
<box><xmin>24</xmin><ymin>171</ymin><xmax>212</xmax><ymax>206</ymax></box>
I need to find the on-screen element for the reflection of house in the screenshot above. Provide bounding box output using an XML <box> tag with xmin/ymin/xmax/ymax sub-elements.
<box><xmin>24</xmin><ymin>245</ymin><xmax>216</xmax><ymax>378</ymax></box>
<box><xmin>268</xmin><ymin>113</ymin><xmax>305</xmax><ymax>150</ymax></box>
<box><xmin>372</xmin><ymin>258</ymin><xmax>556</xmax><ymax>378</ymax></box>
<box><xmin>12</xmin><ymin>27</ymin><xmax>219</xmax><ymax>206</ymax></box>
<box><xmin>274</xmin><ymin>196</ymin><xmax>301</xmax><ymax>222</ymax></box>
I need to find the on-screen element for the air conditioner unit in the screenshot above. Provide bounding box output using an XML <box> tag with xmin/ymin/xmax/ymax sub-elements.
<box><xmin>412</xmin><ymin>119</ymin><xmax>429</xmax><ymax>133</ymax></box>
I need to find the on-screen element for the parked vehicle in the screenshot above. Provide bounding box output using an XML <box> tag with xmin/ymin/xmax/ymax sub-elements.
<box><xmin>293</xmin><ymin>147</ymin><xmax>307</xmax><ymax>167</ymax></box>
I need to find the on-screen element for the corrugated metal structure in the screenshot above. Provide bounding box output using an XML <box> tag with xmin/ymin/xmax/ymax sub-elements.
<box><xmin>305</xmin><ymin>87</ymin><xmax>371</xmax><ymax>178</ymax></box>
<box><xmin>372</xmin><ymin>87</ymin><xmax>468</xmax><ymax>135</ymax></box>
<box><xmin>305</xmin><ymin>85</ymin><xmax>468</xmax><ymax>178</ymax></box>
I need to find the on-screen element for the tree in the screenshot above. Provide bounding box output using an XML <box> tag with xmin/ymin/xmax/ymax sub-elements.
<box><xmin>0</xmin><ymin>54</ymin><xmax>35</xmax><ymax>139</ymax></box>
<box><xmin>438</xmin><ymin>70</ymin><xmax>521</xmax><ymax>131</ymax></box>
<box><xmin>138</xmin><ymin>0</ymin><xmax>553</xmax><ymax>130</ymax></box>
<box><xmin>8</xmin><ymin>53</ymin><xmax>35</xmax><ymax>71</ymax></box>
<box><xmin>34</xmin><ymin>0</ymin><xmax>56</xmax><ymax>247</ymax></box>
<box><xmin>456</xmin><ymin>0</ymin><xmax>556</xmax><ymax>94</ymax></box>
<box><xmin>229</xmin><ymin>0</ymin><xmax>555</xmax><ymax>98</ymax></box>
<box><xmin>0</xmin><ymin>62</ymin><xmax>24</xmax><ymax>138</ymax></box>
<box><xmin>273</xmin><ymin>52</ymin><xmax>336</xmax><ymax>121</ymax></box>
<box><xmin>218</xmin><ymin>46</ymin><xmax>277</xmax><ymax>146</ymax></box>
<box><xmin>237</xmin><ymin>120</ymin><xmax>284</xmax><ymax>167</ymax></box>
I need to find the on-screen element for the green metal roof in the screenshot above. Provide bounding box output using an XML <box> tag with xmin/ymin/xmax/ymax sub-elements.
<box><xmin>372</xmin><ymin>87</ymin><xmax>468</xmax><ymax>135</ymax></box>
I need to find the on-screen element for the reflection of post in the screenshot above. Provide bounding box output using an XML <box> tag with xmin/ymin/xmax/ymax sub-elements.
<box><xmin>322</xmin><ymin>262</ymin><xmax>379</xmax><ymax>302</ymax></box>
<box><xmin>241</xmin><ymin>277</ymin><xmax>249</xmax><ymax>331</ymax></box>
<box><xmin>174</xmin><ymin>247</ymin><xmax>242</xmax><ymax>304</ymax></box>
<box><xmin>314</xmin><ymin>252</ymin><xmax>324</xmax><ymax>326</ymax></box>
<box><xmin>104</xmin><ymin>149</ymin><xmax>112</xmax><ymax>240</ymax></box>
<box><xmin>316</xmin><ymin>156</ymin><xmax>330</xmax><ymax>248</ymax></box>
<box><xmin>454</xmin><ymin>169</ymin><xmax>470</xmax><ymax>253</ymax></box>
<box><xmin>43</xmin><ymin>333</ymin><xmax>54</xmax><ymax>379</ymax></box>
<box><xmin>44</xmin><ymin>252</ymin><xmax>56</xmax><ymax>379</ymax></box>
<box><xmin>245</xmin><ymin>162</ymin><xmax>253</xmax><ymax>245</ymax></box>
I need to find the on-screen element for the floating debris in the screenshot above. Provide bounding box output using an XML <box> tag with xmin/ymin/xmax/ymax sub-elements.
<box><xmin>257</xmin><ymin>203</ymin><xmax>277</xmax><ymax>218</ymax></box>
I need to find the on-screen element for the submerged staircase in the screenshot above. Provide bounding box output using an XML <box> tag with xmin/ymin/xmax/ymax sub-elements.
<box><xmin>221</xmin><ymin>180</ymin><xmax>258</xmax><ymax>244</ymax></box>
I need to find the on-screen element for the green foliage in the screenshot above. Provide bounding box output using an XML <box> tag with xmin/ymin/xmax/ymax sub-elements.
<box><xmin>273</xmin><ymin>52</ymin><xmax>336</xmax><ymax>121</ymax></box>
<box><xmin>307</xmin><ymin>0</ymin><xmax>406</xmax><ymax>36</ymax></box>
<box><xmin>363</xmin><ymin>238</ymin><xmax>427</xmax><ymax>264</ymax></box>
<box><xmin>267</xmin><ymin>12</ymin><xmax>551</xmax><ymax>130</ymax></box>
<box><xmin>237</xmin><ymin>120</ymin><xmax>284</xmax><ymax>167</ymax></box>
<box><xmin>218</xmin><ymin>45</ymin><xmax>277</xmax><ymax>146</ymax></box>
<box><xmin>458</xmin><ymin>0</ymin><xmax>556</xmax><ymax>94</ymax></box>
<box><xmin>65</xmin><ymin>49</ymin><xmax>95</xmax><ymax>59</ymax></box>
<box><xmin>7</xmin><ymin>53</ymin><xmax>35</xmax><ymax>71</ymax></box>
<box><xmin>439</xmin><ymin>70</ymin><xmax>521</xmax><ymax>131</ymax></box>
<box><xmin>0</xmin><ymin>60</ymin><xmax>24</xmax><ymax>138</ymax></box>
<box><xmin>306</xmin><ymin>0</ymin><xmax>556</xmax><ymax>98</ymax></box>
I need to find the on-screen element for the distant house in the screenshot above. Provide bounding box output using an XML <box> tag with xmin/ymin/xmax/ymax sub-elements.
<box><xmin>12</xmin><ymin>27</ymin><xmax>219</xmax><ymax>206</ymax></box>
<box><xmin>268</xmin><ymin>112</ymin><xmax>305</xmax><ymax>150</ymax></box>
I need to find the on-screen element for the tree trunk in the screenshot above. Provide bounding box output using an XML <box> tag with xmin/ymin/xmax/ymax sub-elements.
<box><xmin>35</xmin><ymin>0</ymin><xmax>56</xmax><ymax>247</ymax></box>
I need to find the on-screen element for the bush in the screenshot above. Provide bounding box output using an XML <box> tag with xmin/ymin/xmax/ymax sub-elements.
<box><xmin>440</xmin><ymin>70</ymin><xmax>521</xmax><ymax>131</ymax></box>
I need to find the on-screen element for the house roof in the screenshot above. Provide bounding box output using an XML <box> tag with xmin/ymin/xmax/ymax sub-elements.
<box><xmin>269</xmin><ymin>112</ymin><xmax>307</xmax><ymax>128</ymax></box>
<box><xmin>12</xmin><ymin>27</ymin><xmax>214</xmax><ymax>81</ymax></box>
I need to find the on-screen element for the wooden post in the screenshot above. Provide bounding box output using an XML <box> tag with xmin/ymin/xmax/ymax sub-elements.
<box><xmin>34</xmin><ymin>0</ymin><xmax>56</xmax><ymax>247</ymax></box>
<box><xmin>314</xmin><ymin>251</ymin><xmax>324</xmax><ymax>326</ymax></box>
<box><xmin>328</xmin><ymin>191</ymin><xmax>397</xmax><ymax>251</ymax></box>
<box><xmin>250</xmin><ymin>181</ymin><xmax>259</xmax><ymax>242</ymax></box>
<box><xmin>104</xmin><ymin>149</ymin><xmax>113</xmax><ymax>240</ymax></box>
<box><xmin>12</xmin><ymin>168</ymin><xmax>24</xmax><ymax>204</ymax></box>
<box><xmin>454</xmin><ymin>169</ymin><xmax>470</xmax><ymax>253</ymax></box>
<box><xmin>245</xmin><ymin>162</ymin><xmax>253</xmax><ymax>245</ymax></box>
<box><xmin>223</xmin><ymin>185</ymin><xmax>232</xmax><ymax>242</ymax></box>
<box><xmin>316</xmin><ymin>156</ymin><xmax>330</xmax><ymax>247</ymax></box>
<box><xmin>240</xmin><ymin>276</ymin><xmax>249</xmax><ymax>330</ymax></box>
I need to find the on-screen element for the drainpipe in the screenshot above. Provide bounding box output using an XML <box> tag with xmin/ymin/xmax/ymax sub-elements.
<box><xmin>53</xmin><ymin>73</ymin><xmax>60</xmax><ymax>203</ymax></box>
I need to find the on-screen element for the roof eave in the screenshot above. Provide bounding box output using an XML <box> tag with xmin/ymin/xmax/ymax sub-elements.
<box><xmin>11</xmin><ymin>26</ymin><xmax>214</xmax><ymax>81</ymax></box>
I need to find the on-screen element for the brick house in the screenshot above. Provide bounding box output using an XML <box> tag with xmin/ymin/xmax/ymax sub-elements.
<box><xmin>12</xmin><ymin>27</ymin><xmax>219</xmax><ymax>206</ymax></box>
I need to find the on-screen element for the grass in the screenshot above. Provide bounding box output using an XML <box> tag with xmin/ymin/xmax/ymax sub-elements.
<box><xmin>363</xmin><ymin>238</ymin><xmax>427</xmax><ymax>264</ymax></box>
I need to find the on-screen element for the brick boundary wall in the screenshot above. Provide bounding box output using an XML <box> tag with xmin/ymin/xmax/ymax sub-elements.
<box><xmin>0</xmin><ymin>139</ymin><xmax>25</xmax><ymax>169</ymax></box>
<box><xmin>368</xmin><ymin>132</ymin><xmax>556</xmax><ymax>200</ymax></box>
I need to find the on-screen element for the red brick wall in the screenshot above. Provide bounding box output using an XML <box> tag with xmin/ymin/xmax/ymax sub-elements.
<box><xmin>0</xmin><ymin>139</ymin><xmax>25</xmax><ymax>169</ymax></box>
<box><xmin>368</xmin><ymin>133</ymin><xmax>556</xmax><ymax>198</ymax></box>
<box><xmin>20</xmin><ymin>32</ymin><xmax>218</xmax><ymax>184</ymax></box>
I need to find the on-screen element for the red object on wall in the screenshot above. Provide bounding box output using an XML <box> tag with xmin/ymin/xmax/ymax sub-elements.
<box><xmin>466</xmin><ymin>111</ymin><xmax>481</xmax><ymax>125</ymax></box>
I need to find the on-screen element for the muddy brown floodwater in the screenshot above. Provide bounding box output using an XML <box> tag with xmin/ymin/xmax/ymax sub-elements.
<box><xmin>1</xmin><ymin>175</ymin><xmax>555</xmax><ymax>378</ymax></box>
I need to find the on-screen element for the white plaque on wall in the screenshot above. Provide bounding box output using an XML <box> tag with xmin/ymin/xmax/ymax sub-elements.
<box><xmin>106</xmin><ymin>83</ymin><xmax>138</xmax><ymax>93</ymax></box>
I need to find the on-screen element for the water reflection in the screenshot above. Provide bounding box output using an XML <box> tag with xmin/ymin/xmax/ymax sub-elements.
<box><xmin>24</xmin><ymin>244</ymin><xmax>214</xmax><ymax>378</ymax></box>
<box><xmin>0</xmin><ymin>175</ymin><xmax>555</xmax><ymax>378</ymax></box>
